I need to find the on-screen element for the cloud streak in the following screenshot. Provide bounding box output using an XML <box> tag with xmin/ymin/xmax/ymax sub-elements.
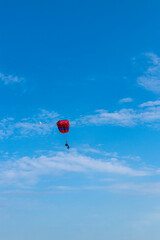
<box><xmin>0</xmin><ymin>72</ymin><xmax>24</xmax><ymax>85</ymax></box>
<box><xmin>2</xmin><ymin>100</ymin><xmax>160</xmax><ymax>139</ymax></box>
<box><xmin>107</xmin><ymin>182</ymin><xmax>160</xmax><ymax>195</ymax></box>
<box><xmin>119</xmin><ymin>98</ymin><xmax>133</xmax><ymax>103</ymax></box>
<box><xmin>0</xmin><ymin>149</ymin><xmax>152</xmax><ymax>187</ymax></box>
<box><xmin>79</xmin><ymin>109</ymin><xmax>137</xmax><ymax>126</ymax></box>
<box><xmin>76</xmin><ymin>103</ymin><xmax>160</xmax><ymax>127</ymax></box>
<box><xmin>139</xmin><ymin>100</ymin><xmax>160</xmax><ymax>108</ymax></box>
<box><xmin>137</xmin><ymin>53</ymin><xmax>160</xmax><ymax>93</ymax></box>
<box><xmin>0</xmin><ymin>109</ymin><xmax>59</xmax><ymax>139</ymax></box>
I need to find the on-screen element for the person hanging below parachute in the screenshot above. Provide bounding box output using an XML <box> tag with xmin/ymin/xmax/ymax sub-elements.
<box><xmin>56</xmin><ymin>120</ymin><xmax>70</xmax><ymax>149</ymax></box>
<box><xmin>65</xmin><ymin>140</ymin><xmax>70</xmax><ymax>150</ymax></box>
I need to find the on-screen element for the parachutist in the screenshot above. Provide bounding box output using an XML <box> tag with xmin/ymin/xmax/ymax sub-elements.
<box><xmin>65</xmin><ymin>141</ymin><xmax>70</xmax><ymax>150</ymax></box>
<box><xmin>57</xmin><ymin>120</ymin><xmax>70</xmax><ymax>149</ymax></box>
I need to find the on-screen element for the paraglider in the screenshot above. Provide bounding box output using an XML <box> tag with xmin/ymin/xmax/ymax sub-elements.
<box><xmin>57</xmin><ymin>120</ymin><xmax>70</xmax><ymax>149</ymax></box>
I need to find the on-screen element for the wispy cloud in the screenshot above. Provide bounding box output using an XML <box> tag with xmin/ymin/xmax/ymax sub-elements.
<box><xmin>2</xmin><ymin>101</ymin><xmax>160</xmax><ymax>139</ymax></box>
<box><xmin>76</xmin><ymin>103</ymin><xmax>160</xmax><ymax>127</ymax></box>
<box><xmin>119</xmin><ymin>98</ymin><xmax>133</xmax><ymax>103</ymax></box>
<box><xmin>137</xmin><ymin>53</ymin><xmax>160</xmax><ymax>93</ymax></box>
<box><xmin>0</xmin><ymin>72</ymin><xmax>24</xmax><ymax>85</ymax></box>
<box><xmin>78</xmin><ymin>109</ymin><xmax>137</xmax><ymax>126</ymax></box>
<box><xmin>139</xmin><ymin>100</ymin><xmax>160</xmax><ymax>107</ymax></box>
<box><xmin>0</xmin><ymin>109</ymin><xmax>59</xmax><ymax>139</ymax></box>
<box><xmin>0</xmin><ymin>149</ymin><xmax>152</xmax><ymax>187</ymax></box>
<box><xmin>108</xmin><ymin>182</ymin><xmax>160</xmax><ymax>195</ymax></box>
<box><xmin>3</xmin><ymin>181</ymin><xmax>160</xmax><ymax>196</ymax></box>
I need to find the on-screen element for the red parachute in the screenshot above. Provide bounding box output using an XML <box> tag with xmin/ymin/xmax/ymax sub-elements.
<box><xmin>57</xmin><ymin>120</ymin><xmax>70</xmax><ymax>149</ymax></box>
<box><xmin>56</xmin><ymin>120</ymin><xmax>69</xmax><ymax>133</ymax></box>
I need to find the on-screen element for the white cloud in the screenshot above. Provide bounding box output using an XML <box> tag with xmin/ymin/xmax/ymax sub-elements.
<box><xmin>0</xmin><ymin>73</ymin><xmax>24</xmax><ymax>85</ymax></box>
<box><xmin>139</xmin><ymin>100</ymin><xmax>160</xmax><ymax>107</ymax></box>
<box><xmin>76</xmin><ymin>103</ymin><xmax>160</xmax><ymax>127</ymax></box>
<box><xmin>79</xmin><ymin>109</ymin><xmax>137</xmax><ymax>126</ymax></box>
<box><xmin>2</xmin><ymin>102</ymin><xmax>160</xmax><ymax>139</ymax></box>
<box><xmin>108</xmin><ymin>182</ymin><xmax>160</xmax><ymax>195</ymax></box>
<box><xmin>0</xmin><ymin>149</ymin><xmax>151</xmax><ymax>187</ymax></box>
<box><xmin>119</xmin><ymin>98</ymin><xmax>133</xmax><ymax>103</ymax></box>
<box><xmin>3</xmin><ymin>181</ymin><xmax>160</xmax><ymax>196</ymax></box>
<box><xmin>0</xmin><ymin>109</ymin><xmax>59</xmax><ymax>139</ymax></box>
<box><xmin>99</xmin><ymin>178</ymin><xmax>116</xmax><ymax>182</ymax></box>
<box><xmin>137</xmin><ymin>53</ymin><xmax>160</xmax><ymax>93</ymax></box>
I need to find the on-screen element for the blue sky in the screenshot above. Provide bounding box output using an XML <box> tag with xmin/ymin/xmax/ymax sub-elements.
<box><xmin>1</xmin><ymin>0</ymin><xmax>160</xmax><ymax>239</ymax></box>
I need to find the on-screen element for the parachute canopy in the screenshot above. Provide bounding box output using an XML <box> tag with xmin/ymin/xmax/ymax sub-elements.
<box><xmin>57</xmin><ymin>120</ymin><xmax>69</xmax><ymax>134</ymax></box>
